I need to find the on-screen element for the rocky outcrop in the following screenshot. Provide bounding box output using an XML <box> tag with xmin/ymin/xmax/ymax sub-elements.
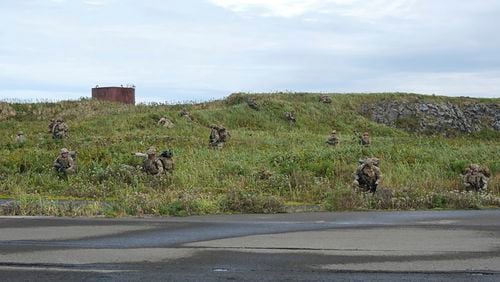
<box><xmin>0</xmin><ymin>102</ymin><xmax>16</xmax><ymax>121</ymax></box>
<box><xmin>360</xmin><ymin>101</ymin><xmax>500</xmax><ymax>134</ymax></box>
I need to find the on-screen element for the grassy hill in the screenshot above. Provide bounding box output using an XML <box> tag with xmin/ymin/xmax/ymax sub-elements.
<box><xmin>1</xmin><ymin>93</ymin><xmax>499</xmax><ymax>216</ymax></box>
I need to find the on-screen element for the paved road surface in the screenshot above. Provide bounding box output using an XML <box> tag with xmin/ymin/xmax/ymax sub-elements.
<box><xmin>0</xmin><ymin>210</ymin><xmax>499</xmax><ymax>281</ymax></box>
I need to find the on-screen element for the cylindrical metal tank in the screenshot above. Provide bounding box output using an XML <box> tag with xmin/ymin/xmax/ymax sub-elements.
<box><xmin>91</xmin><ymin>87</ymin><xmax>135</xmax><ymax>104</ymax></box>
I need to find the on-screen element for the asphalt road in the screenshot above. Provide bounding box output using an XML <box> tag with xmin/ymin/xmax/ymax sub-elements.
<box><xmin>0</xmin><ymin>210</ymin><xmax>499</xmax><ymax>281</ymax></box>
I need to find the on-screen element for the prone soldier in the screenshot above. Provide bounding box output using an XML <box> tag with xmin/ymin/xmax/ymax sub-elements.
<box><xmin>15</xmin><ymin>131</ymin><xmax>26</xmax><ymax>144</ymax></box>
<box><xmin>319</xmin><ymin>95</ymin><xmax>332</xmax><ymax>104</ymax></box>
<box><xmin>326</xmin><ymin>130</ymin><xmax>339</xmax><ymax>146</ymax></box>
<box><xmin>158</xmin><ymin>117</ymin><xmax>175</xmax><ymax>128</ymax></box>
<box><xmin>247</xmin><ymin>98</ymin><xmax>259</xmax><ymax>110</ymax></box>
<box><xmin>284</xmin><ymin>111</ymin><xmax>296</xmax><ymax>125</ymax></box>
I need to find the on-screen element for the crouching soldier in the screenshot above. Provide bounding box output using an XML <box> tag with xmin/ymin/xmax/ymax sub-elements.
<box><xmin>353</xmin><ymin>157</ymin><xmax>381</xmax><ymax>193</ymax></box>
<box><xmin>284</xmin><ymin>111</ymin><xmax>296</xmax><ymax>125</ymax></box>
<box><xmin>247</xmin><ymin>98</ymin><xmax>259</xmax><ymax>110</ymax></box>
<box><xmin>139</xmin><ymin>148</ymin><xmax>164</xmax><ymax>176</ymax></box>
<box><xmin>52</xmin><ymin>118</ymin><xmax>69</xmax><ymax>139</ymax></box>
<box><xmin>53</xmin><ymin>148</ymin><xmax>76</xmax><ymax>179</ymax></box>
<box><xmin>463</xmin><ymin>164</ymin><xmax>490</xmax><ymax>192</ymax></box>
<box><xmin>326</xmin><ymin>130</ymin><xmax>339</xmax><ymax>146</ymax></box>
<box><xmin>158</xmin><ymin>150</ymin><xmax>175</xmax><ymax>173</ymax></box>
<box><xmin>15</xmin><ymin>131</ymin><xmax>26</xmax><ymax>144</ymax></box>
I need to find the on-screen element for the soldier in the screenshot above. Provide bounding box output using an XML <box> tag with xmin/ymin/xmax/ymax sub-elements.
<box><xmin>158</xmin><ymin>150</ymin><xmax>175</xmax><ymax>173</ymax></box>
<box><xmin>284</xmin><ymin>111</ymin><xmax>296</xmax><ymax>125</ymax></box>
<box><xmin>463</xmin><ymin>164</ymin><xmax>490</xmax><ymax>192</ymax></box>
<box><xmin>319</xmin><ymin>95</ymin><xmax>332</xmax><ymax>104</ymax></box>
<box><xmin>142</xmin><ymin>147</ymin><xmax>164</xmax><ymax>176</ymax></box>
<box><xmin>217</xmin><ymin>126</ymin><xmax>230</xmax><ymax>148</ymax></box>
<box><xmin>326</xmin><ymin>130</ymin><xmax>339</xmax><ymax>146</ymax></box>
<box><xmin>15</xmin><ymin>131</ymin><xmax>26</xmax><ymax>144</ymax></box>
<box><xmin>353</xmin><ymin>158</ymin><xmax>381</xmax><ymax>193</ymax></box>
<box><xmin>52</xmin><ymin>118</ymin><xmax>69</xmax><ymax>139</ymax></box>
<box><xmin>209</xmin><ymin>124</ymin><xmax>220</xmax><ymax>148</ymax></box>
<box><xmin>158</xmin><ymin>117</ymin><xmax>174</xmax><ymax>128</ymax></box>
<box><xmin>247</xmin><ymin>98</ymin><xmax>259</xmax><ymax>110</ymax></box>
<box><xmin>360</xmin><ymin>131</ymin><xmax>371</xmax><ymax>146</ymax></box>
<box><xmin>179</xmin><ymin>109</ymin><xmax>193</xmax><ymax>122</ymax></box>
<box><xmin>53</xmin><ymin>148</ymin><xmax>76</xmax><ymax>179</ymax></box>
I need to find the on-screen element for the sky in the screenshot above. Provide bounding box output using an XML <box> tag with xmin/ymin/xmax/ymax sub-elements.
<box><xmin>1</xmin><ymin>0</ymin><xmax>499</xmax><ymax>103</ymax></box>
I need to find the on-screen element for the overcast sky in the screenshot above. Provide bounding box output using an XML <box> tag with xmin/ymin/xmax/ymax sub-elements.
<box><xmin>1</xmin><ymin>0</ymin><xmax>499</xmax><ymax>103</ymax></box>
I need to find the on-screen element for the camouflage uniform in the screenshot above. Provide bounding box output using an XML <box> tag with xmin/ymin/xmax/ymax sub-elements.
<box><xmin>53</xmin><ymin>148</ymin><xmax>76</xmax><ymax>178</ymax></box>
<box><xmin>179</xmin><ymin>109</ymin><xmax>193</xmax><ymax>122</ymax></box>
<box><xmin>142</xmin><ymin>148</ymin><xmax>164</xmax><ymax>176</ymax></box>
<box><xmin>52</xmin><ymin>119</ymin><xmax>69</xmax><ymax>139</ymax></box>
<box><xmin>209</xmin><ymin>125</ymin><xmax>220</xmax><ymax>148</ymax></box>
<box><xmin>360</xmin><ymin>132</ymin><xmax>371</xmax><ymax>146</ymax></box>
<box><xmin>319</xmin><ymin>95</ymin><xmax>332</xmax><ymax>104</ymax></box>
<box><xmin>15</xmin><ymin>131</ymin><xmax>26</xmax><ymax>144</ymax></box>
<box><xmin>247</xmin><ymin>98</ymin><xmax>259</xmax><ymax>110</ymax></box>
<box><xmin>326</xmin><ymin>130</ymin><xmax>339</xmax><ymax>146</ymax></box>
<box><xmin>353</xmin><ymin>158</ymin><xmax>381</xmax><ymax>193</ymax></box>
<box><xmin>284</xmin><ymin>111</ymin><xmax>296</xmax><ymax>125</ymax></box>
<box><xmin>158</xmin><ymin>150</ymin><xmax>175</xmax><ymax>173</ymax></box>
<box><xmin>158</xmin><ymin>117</ymin><xmax>174</xmax><ymax>128</ymax></box>
<box><xmin>463</xmin><ymin>164</ymin><xmax>489</xmax><ymax>192</ymax></box>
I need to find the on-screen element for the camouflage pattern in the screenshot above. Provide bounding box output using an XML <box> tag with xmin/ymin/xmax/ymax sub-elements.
<box><xmin>247</xmin><ymin>98</ymin><xmax>259</xmax><ymax>110</ymax></box>
<box><xmin>158</xmin><ymin>117</ymin><xmax>174</xmax><ymax>128</ymax></box>
<box><xmin>53</xmin><ymin>148</ymin><xmax>76</xmax><ymax>178</ymax></box>
<box><xmin>158</xmin><ymin>150</ymin><xmax>175</xmax><ymax>173</ymax></box>
<box><xmin>209</xmin><ymin>125</ymin><xmax>230</xmax><ymax>149</ymax></box>
<box><xmin>52</xmin><ymin>119</ymin><xmax>69</xmax><ymax>139</ymax></box>
<box><xmin>142</xmin><ymin>148</ymin><xmax>164</xmax><ymax>175</ymax></box>
<box><xmin>284</xmin><ymin>111</ymin><xmax>296</xmax><ymax>125</ymax></box>
<box><xmin>353</xmin><ymin>158</ymin><xmax>381</xmax><ymax>193</ymax></box>
<box><xmin>319</xmin><ymin>95</ymin><xmax>332</xmax><ymax>104</ymax></box>
<box><xmin>360</xmin><ymin>132</ymin><xmax>371</xmax><ymax>146</ymax></box>
<box><xmin>326</xmin><ymin>130</ymin><xmax>339</xmax><ymax>146</ymax></box>
<box><xmin>179</xmin><ymin>109</ymin><xmax>193</xmax><ymax>122</ymax></box>
<box><xmin>463</xmin><ymin>164</ymin><xmax>489</xmax><ymax>192</ymax></box>
<box><xmin>15</xmin><ymin>131</ymin><xmax>26</xmax><ymax>144</ymax></box>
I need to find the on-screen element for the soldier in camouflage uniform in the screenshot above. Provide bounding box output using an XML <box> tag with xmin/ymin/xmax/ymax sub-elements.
<box><xmin>463</xmin><ymin>164</ymin><xmax>489</xmax><ymax>192</ymax></box>
<box><xmin>15</xmin><ymin>131</ymin><xmax>26</xmax><ymax>144</ymax></box>
<box><xmin>158</xmin><ymin>150</ymin><xmax>175</xmax><ymax>173</ymax></box>
<box><xmin>326</xmin><ymin>130</ymin><xmax>339</xmax><ymax>146</ymax></box>
<box><xmin>158</xmin><ymin>117</ymin><xmax>174</xmax><ymax>128</ymax></box>
<box><xmin>247</xmin><ymin>98</ymin><xmax>259</xmax><ymax>110</ymax></box>
<box><xmin>353</xmin><ymin>157</ymin><xmax>381</xmax><ymax>193</ymax></box>
<box><xmin>284</xmin><ymin>111</ymin><xmax>296</xmax><ymax>125</ymax></box>
<box><xmin>179</xmin><ymin>109</ymin><xmax>193</xmax><ymax>122</ymax></box>
<box><xmin>142</xmin><ymin>148</ymin><xmax>164</xmax><ymax>176</ymax></box>
<box><xmin>53</xmin><ymin>148</ymin><xmax>76</xmax><ymax>179</ymax></box>
<box><xmin>319</xmin><ymin>95</ymin><xmax>332</xmax><ymax>104</ymax></box>
<box><xmin>217</xmin><ymin>126</ymin><xmax>230</xmax><ymax>148</ymax></box>
<box><xmin>360</xmin><ymin>131</ymin><xmax>371</xmax><ymax>146</ymax></box>
<box><xmin>209</xmin><ymin>124</ymin><xmax>220</xmax><ymax>148</ymax></box>
<box><xmin>52</xmin><ymin>118</ymin><xmax>69</xmax><ymax>139</ymax></box>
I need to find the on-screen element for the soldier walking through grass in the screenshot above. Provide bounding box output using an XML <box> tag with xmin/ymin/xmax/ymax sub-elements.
<box><xmin>353</xmin><ymin>157</ymin><xmax>381</xmax><ymax>193</ymax></box>
<box><xmin>463</xmin><ymin>164</ymin><xmax>489</xmax><ymax>192</ymax></box>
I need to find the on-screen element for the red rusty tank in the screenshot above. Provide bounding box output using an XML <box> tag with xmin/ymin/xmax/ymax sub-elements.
<box><xmin>92</xmin><ymin>86</ymin><xmax>135</xmax><ymax>105</ymax></box>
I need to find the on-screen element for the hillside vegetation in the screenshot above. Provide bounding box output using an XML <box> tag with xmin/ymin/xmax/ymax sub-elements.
<box><xmin>1</xmin><ymin>93</ymin><xmax>499</xmax><ymax>216</ymax></box>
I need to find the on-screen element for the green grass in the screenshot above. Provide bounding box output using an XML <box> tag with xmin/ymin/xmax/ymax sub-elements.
<box><xmin>1</xmin><ymin>93</ymin><xmax>499</xmax><ymax>216</ymax></box>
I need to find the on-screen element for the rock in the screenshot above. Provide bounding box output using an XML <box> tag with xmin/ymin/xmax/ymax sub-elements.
<box><xmin>360</xmin><ymin>100</ymin><xmax>499</xmax><ymax>134</ymax></box>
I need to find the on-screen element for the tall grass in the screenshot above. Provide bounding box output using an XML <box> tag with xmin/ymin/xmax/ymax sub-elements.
<box><xmin>1</xmin><ymin>93</ymin><xmax>499</xmax><ymax>216</ymax></box>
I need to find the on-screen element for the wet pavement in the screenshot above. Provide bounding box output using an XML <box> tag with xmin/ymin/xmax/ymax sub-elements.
<box><xmin>0</xmin><ymin>210</ymin><xmax>499</xmax><ymax>281</ymax></box>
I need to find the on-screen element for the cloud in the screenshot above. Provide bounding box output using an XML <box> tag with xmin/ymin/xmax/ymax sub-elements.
<box><xmin>208</xmin><ymin>0</ymin><xmax>417</xmax><ymax>20</ymax></box>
